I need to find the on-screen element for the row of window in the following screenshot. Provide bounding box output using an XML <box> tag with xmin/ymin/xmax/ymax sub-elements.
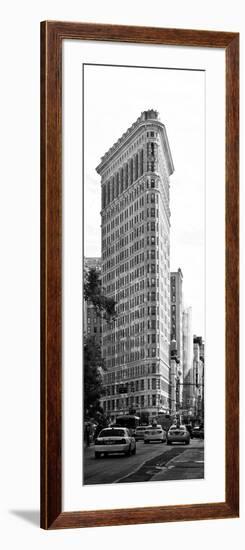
<box><xmin>102</xmin><ymin>320</ymin><xmax>170</xmax><ymax>343</ymax></box>
<box><xmin>108</xmin><ymin>278</ymin><xmax>160</xmax><ymax>302</ymax></box>
<box><xmin>102</xmin><ymin>193</ymin><xmax>159</xmax><ymax>235</ymax></box>
<box><xmin>102</xmin><ymin>222</ymin><xmax>160</xmax><ymax>250</ymax></box>
<box><xmin>101</xmin><ymin>178</ymin><xmax>158</xmax><ymax>223</ymax></box>
<box><xmin>104</xmin><ymin>334</ymin><xmax>161</xmax><ymax>355</ymax></box>
<box><xmin>102</xmin><ymin>131</ymin><xmax>151</xmax><ymax>179</ymax></box>
<box><xmin>115</xmin><ymin>292</ymin><xmax>162</xmax><ymax>313</ymax></box>
<box><xmin>103</xmin><ymin>388</ymin><xmax>170</xmax><ymax>412</ymax></box>
<box><xmin>103</xmin><ymin>361</ymin><xmax>171</xmax><ymax>384</ymax></box>
<box><xmin>102</xmin><ymin>223</ymin><xmax>145</xmax><ymax>248</ymax></box>
<box><xmin>104</xmin><ymin>346</ymin><xmax>161</xmax><ymax>362</ymax></box>
<box><xmin>102</xmin><ymin>234</ymin><xmax>165</xmax><ymax>262</ymax></box>
<box><xmin>102</xmin><ymin>145</ymin><xmax>158</xmax><ymax>208</ymax></box>
<box><xmin>103</xmin><ymin>306</ymin><xmax>170</xmax><ymax>331</ymax></box>
<box><xmin>102</xmin><ymin>266</ymin><xmax>169</xmax><ymax>292</ymax></box>
<box><xmin>104</xmin><ymin>377</ymin><xmax>161</xmax><ymax>396</ymax></box>
<box><xmin>103</xmin><ymin>265</ymin><xmax>145</xmax><ymax>282</ymax></box>
<box><xmin>103</xmin><ymin>321</ymin><xmax>160</xmax><ymax>343</ymax></box>
<box><xmin>103</xmin><ymin>394</ymin><xmax>156</xmax><ymax>411</ymax></box>
<box><xmin>103</xmin><ymin>262</ymin><xmax>161</xmax><ymax>283</ymax></box>
<box><xmin>102</xmin><ymin>216</ymin><xmax>158</xmax><ymax>247</ymax></box>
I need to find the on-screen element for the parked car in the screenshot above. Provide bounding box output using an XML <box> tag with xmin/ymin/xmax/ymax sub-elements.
<box><xmin>185</xmin><ymin>424</ymin><xmax>193</xmax><ymax>438</ymax></box>
<box><xmin>94</xmin><ymin>427</ymin><xmax>136</xmax><ymax>458</ymax></box>
<box><xmin>135</xmin><ymin>425</ymin><xmax>149</xmax><ymax>441</ymax></box>
<box><xmin>192</xmin><ymin>426</ymin><xmax>204</xmax><ymax>439</ymax></box>
<box><xmin>167</xmin><ymin>424</ymin><xmax>190</xmax><ymax>445</ymax></box>
<box><xmin>144</xmin><ymin>425</ymin><xmax>166</xmax><ymax>444</ymax></box>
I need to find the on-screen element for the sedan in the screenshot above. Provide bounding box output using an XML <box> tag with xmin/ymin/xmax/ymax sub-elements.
<box><xmin>135</xmin><ymin>426</ymin><xmax>149</xmax><ymax>441</ymax></box>
<box><xmin>94</xmin><ymin>427</ymin><xmax>136</xmax><ymax>458</ymax></box>
<box><xmin>144</xmin><ymin>425</ymin><xmax>166</xmax><ymax>444</ymax></box>
<box><xmin>167</xmin><ymin>424</ymin><xmax>190</xmax><ymax>445</ymax></box>
<box><xmin>192</xmin><ymin>426</ymin><xmax>204</xmax><ymax>439</ymax></box>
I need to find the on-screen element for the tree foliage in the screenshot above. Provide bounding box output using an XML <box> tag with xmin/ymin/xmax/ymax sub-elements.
<box><xmin>83</xmin><ymin>267</ymin><xmax>117</xmax><ymax>418</ymax></box>
<box><xmin>84</xmin><ymin>267</ymin><xmax>117</xmax><ymax>321</ymax></box>
<box><xmin>84</xmin><ymin>336</ymin><xmax>104</xmax><ymax>417</ymax></box>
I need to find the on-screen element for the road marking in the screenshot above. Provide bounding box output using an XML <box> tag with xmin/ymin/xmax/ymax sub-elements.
<box><xmin>114</xmin><ymin>456</ymin><xmax>150</xmax><ymax>483</ymax></box>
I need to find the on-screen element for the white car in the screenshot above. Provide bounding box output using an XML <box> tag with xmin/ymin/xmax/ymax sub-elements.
<box><xmin>135</xmin><ymin>425</ymin><xmax>149</xmax><ymax>441</ymax></box>
<box><xmin>144</xmin><ymin>425</ymin><xmax>166</xmax><ymax>444</ymax></box>
<box><xmin>167</xmin><ymin>424</ymin><xmax>190</xmax><ymax>445</ymax></box>
<box><xmin>94</xmin><ymin>427</ymin><xmax>136</xmax><ymax>458</ymax></box>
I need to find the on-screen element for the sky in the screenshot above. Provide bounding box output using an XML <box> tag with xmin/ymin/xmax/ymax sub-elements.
<box><xmin>84</xmin><ymin>64</ymin><xmax>205</xmax><ymax>337</ymax></box>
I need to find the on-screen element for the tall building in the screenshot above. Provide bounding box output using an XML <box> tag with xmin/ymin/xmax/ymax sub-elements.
<box><xmin>182</xmin><ymin>306</ymin><xmax>194</xmax><ymax>411</ymax></box>
<box><xmin>96</xmin><ymin>110</ymin><xmax>174</xmax><ymax>422</ymax></box>
<box><xmin>170</xmin><ymin>269</ymin><xmax>183</xmax><ymax>407</ymax></box>
<box><xmin>84</xmin><ymin>257</ymin><xmax>102</xmax><ymax>347</ymax></box>
<box><xmin>193</xmin><ymin>335</ymin><xmax>205</xmax><ymax>422</ymax></box>
<box><xmin>169</xmin><ymin>339</ymin><xmax>180</xmax><ymax>416</ymax></box>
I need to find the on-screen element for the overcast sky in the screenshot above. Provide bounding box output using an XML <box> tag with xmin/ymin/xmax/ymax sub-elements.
<box><xmin>84</xmin><ymin>64</ymin><xmax>205</xmax><ymax>337</ymax></box>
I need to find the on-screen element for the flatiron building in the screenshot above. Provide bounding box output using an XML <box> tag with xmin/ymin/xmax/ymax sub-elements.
<box><xmin>96</xmin><ymin>110</ymin><xmax>174</xmax><ymax>422</ymax></box>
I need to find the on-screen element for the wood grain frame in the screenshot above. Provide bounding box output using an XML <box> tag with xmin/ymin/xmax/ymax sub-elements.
<box><xmin>40</xmin><ymin>21</ymin><xmax>239</xmax><ymax>529</ymax></box>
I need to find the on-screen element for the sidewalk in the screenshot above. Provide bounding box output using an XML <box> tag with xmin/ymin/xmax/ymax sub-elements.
<box><xmin>151</xmin><ymin>446</ymin><xmax>204</xmax><ymax>481</ymax></box>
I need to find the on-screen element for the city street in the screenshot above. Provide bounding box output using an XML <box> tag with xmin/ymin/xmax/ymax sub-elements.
<box><xmin>83</xmin><ymin>439</ymin><xmax>204</xmax><ymax>485</ymax></box>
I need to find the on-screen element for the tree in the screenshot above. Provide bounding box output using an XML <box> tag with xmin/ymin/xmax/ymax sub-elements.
<box><xmin>84</xmin><ymin>267</ymin><xmax>117</xmax><ymax>320</ymax></box>
<box><xmin>83</xmin><ymin>267</ymin><xmax>117</xmax><ymax>418</ymax></box>
<box><xmin>84</xmin><ymin>336</ymin><xmax>104</xmax><ymax>417</ymax></box>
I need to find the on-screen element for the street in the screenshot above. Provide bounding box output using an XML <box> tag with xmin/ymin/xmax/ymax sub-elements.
<box><xmin>83</xmin><ymin>439</ymin><xmax>204</xmax><ymax>485</ymax></box>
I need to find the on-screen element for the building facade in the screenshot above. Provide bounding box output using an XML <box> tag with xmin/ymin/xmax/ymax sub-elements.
<box><xmin>84</xmin><ymin>257</ymin><xmax>102</xmax><ymax>347</ymax></box>
<box><xmin>170</xmin><ymin>269</ymin><xmax>184</xmax><ymax>408</ymax></box>
<box><xmin>96</xmin><ymin>110</ymin><xmax>174</xmax><ymax>422</ymax></box>
<box><xmin>182</xmin><ymin>306</ymin><xmax>194</xmax><ymax>412</ymax></box>
<box><xmin>193</xmin><ymin>335</ymin><xmax>205</xmax><ymax>422</ymax></box>
<box><xmin>169</xmin><ymin>338</ymin><xmax>180</xmax><ymax>416</ymax></box>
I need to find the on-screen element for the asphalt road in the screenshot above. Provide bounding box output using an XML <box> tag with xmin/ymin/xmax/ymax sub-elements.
<box><xmin>83</xmin><ymin>439</ymin><xmax>204</xmax><ymax>485</ymax></box>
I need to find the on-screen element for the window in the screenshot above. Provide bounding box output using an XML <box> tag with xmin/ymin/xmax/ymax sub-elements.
<box><xmin>130</xmin><ymin>158</ymin><xmax>133</xmax><ymax>184</ymax></box>
<box><xmin>102</xmin><ymin>185</ymin><xmax>106</xmax><ymax>208</ymax></box>
<box><xmin>140</xmin><ymin>149</ymin><xmax>144</xmax><ymax>175</ymax></box>
<box><xmin>107</xmin><ymin>180</ymin><xmax>111</xmax><ymax>204</ymax></box>
<box><xmin>116</xmin><ymin>173</ymin><xmax>119</xmax><ymax>197</ymax></box>
<box><xmin>135</xmin><ymin>153</ymin><xmax>138</xmax><ymax>180</ymax></box>
<box><xmin>120</xmin><ymin>168</ymin><xmax>124</xmax><ymax>193</ymax></box>
<box><xmin>124</xmin><ymin>163</ymin><xmax>128</xmax><ymax>188</ymax></box>
<box><xmin>152</xmin><ymin>363</ymin><xmax>156</xmax><ymax>373</ymax></box>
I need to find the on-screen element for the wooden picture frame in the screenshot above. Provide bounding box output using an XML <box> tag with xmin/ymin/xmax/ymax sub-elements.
<box><xmin>40</xmin><ymin>21</ymin><xmax>239</xmax><ymax>529</ymax></box>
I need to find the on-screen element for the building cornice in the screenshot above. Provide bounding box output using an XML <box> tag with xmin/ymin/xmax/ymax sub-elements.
<box><xmin>96</xmin><ymin>110</ymin><xmax>174</xmax><ymax>177</ymax></box>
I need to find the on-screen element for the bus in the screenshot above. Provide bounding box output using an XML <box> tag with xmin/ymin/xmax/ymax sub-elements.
<box><xmin>114</xmin><ymin>414</ymin><xmax>140</xmax><ymax>435</ymax></box>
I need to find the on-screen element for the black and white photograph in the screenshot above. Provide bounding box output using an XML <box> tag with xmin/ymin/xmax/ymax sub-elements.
<box><xmin>83</xmin><ymin>63</ymin><xmax>205</xmax><ymax>485</ymax></box>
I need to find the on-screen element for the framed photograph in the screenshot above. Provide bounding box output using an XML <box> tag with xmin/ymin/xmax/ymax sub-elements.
<box><xmin>41</xmin><ymin>21</ymin><xmax>239</xmax><ymax>529</ymax></box>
